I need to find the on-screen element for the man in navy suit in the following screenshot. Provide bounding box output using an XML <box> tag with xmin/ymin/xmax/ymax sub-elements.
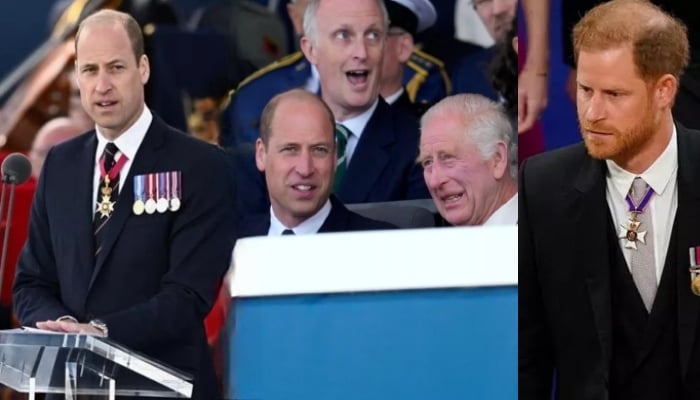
<box><xmin>219</xmin><ymin>0</ymin><xmax>449</xmax><ymax>148</ymax></box>
<box><xmin>300</xmin><ymin>0</ymin><xmax>429</xmax><ymax>203</ymax></box>
<box><xmin>13</xmin><ymin>10</ymin><xmax>237</xmax><ymax>399</ymax></box>
<box><xmin>241</xmin><ymin>89</ymin><xmax>394</xmax><ymax>237</ymax></box>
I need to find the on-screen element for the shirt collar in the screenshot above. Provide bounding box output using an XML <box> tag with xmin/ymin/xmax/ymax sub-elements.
<box><xmin>384</xmin><ymin>88</ymin><xmax>404</xmax><ymax>105</ymax></box>
<box><xmin>95</xmin><ymin>106</ymin><xmax>152</xmax><ymax>163</ymax></box>
<box><xmin>269</xmin><ymin>199</ymin><xmax>332</xmax><ymax>235</ymax></box>
<box><xmin>606</xmin><ymin>123</ymin><xmax>678</xmax><ymax>199</ymax></box>
<box><xmin>337</xmin><ymin>98</ymin><xmax>379</xmax><ymax>141</ymax></box>
<box><xmin>483</xmin><ymin>193</ymin><xmax>518</xmax><ymax>226</ymax></box>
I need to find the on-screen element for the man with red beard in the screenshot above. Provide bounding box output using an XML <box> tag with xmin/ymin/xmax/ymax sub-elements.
<box><xmin>519</xmin><ymin>1</ymin><xmax>700</xmax><ymax>399</ymax></box>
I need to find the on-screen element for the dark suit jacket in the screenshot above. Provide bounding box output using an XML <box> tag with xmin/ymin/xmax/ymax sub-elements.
<box><xmin>233</xmin><ymin>98</ymin><xmax>429</xmax><ymax>216</ymax></box>
<box><xmin>519</xmin><ymin>124</ymin><xmax>700</xmax><ymax>399</ymax></box>
<box><xmin>13</xmin><ymin>115</ymin><xmax>237</xmax><ymax>399</ymax></box>
<box><xmin>239</xmin><ymin>195</ymin><xmax>396</xmax><ymax>238</ymax></box>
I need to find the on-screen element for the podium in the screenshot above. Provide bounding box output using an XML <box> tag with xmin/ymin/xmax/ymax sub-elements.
<box><xmin>0</xmin><ymin>330</ymin><xmax>193</xmax><ymax>398</ymax></box>
<box><xmin>226</xmin><ymin>226</ymin><xmax>517</xmax><ymax>400</ymax></box>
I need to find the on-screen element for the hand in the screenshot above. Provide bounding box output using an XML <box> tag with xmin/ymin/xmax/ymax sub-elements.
<box><xmin>36</xmin><ymin>320</ymin><xmax>104</xmax><ymax>336</ymax></box>
<box><xmin>517</xmin><ymin>68</ymin><xmax>549</xmax><ymax>134</ymax></box>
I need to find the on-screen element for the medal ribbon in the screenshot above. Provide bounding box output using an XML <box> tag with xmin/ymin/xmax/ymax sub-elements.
<box><xmin>624</xmin><ymin>186</ymin><xmax>654</xmax><ymax>214</ymax></box>
<box><xmin>99</xmin><ymin>153</ymin><xmax>128</xmax><ymax>182</ymax></box>
<box><xmin>171</xmin><ymin>171</ymin><xmax>181</xmax><ymax>198</ymax></box>
<box><xmin>147</xmin><ymin>174</ymin><xmax>156</xmax><ymax>201</ymax></box>
<box><xmin>134</xmin><ymin>175</ymin><xmax>145</xmax><ymax>201</ymax></box>
<box><xmin>158</xmin><ymin>172</ymin><xmax>166</xmax><ymax>199</ymax></box>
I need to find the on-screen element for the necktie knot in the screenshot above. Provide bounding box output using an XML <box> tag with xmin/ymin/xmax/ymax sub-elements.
<box><xmin>282</xmin><ymin>229</ymin><xmax>295</xmax><ymax>235</ymax></box>
<box><xmin>103</xmin><ymin>143</ymin><xmax>120</xmax><ymax>170</ymax></box>
<box><xmin>631</xmin><ymin>177</ymin><xmax>651</xmax><ymax>205</ymax></box>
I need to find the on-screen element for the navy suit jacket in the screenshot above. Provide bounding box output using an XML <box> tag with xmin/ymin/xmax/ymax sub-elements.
<box><xmin>234</xmin><ymin>98</ymin><xmax>429</xmax><ymax>216</ymax></box>
<box><xmin>13</xmin><ymin>115</ymin><xmax>237</xmax><ymax>399</ymax></box>
<box><xmin>239</xmin><ymin>195</ymin><xmax>396</xmax><ymax>237</ymax></box>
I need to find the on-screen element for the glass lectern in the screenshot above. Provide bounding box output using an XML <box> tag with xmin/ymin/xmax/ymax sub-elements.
<box><xmin>0</xmin><ymin>330</ymin><xmax>192</xmax><ymax>399</ymax></box>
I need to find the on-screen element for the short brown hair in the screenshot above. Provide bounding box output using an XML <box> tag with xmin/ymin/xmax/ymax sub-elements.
<box><xmin>573</xmin><ymin>0</ymin><xmax>689</xmax><ymax>81</ymax></box>
<box><xmin>75</xmin><ymin>9</ymin><xmax>144</xmax><ymax>63</ymax></box>
<box><xmin>259</xmin><ymin>89</ymin><xmax>336</xmax><ymax>146</ymax></box>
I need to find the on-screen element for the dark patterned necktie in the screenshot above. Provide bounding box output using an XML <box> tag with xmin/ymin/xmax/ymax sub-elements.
<box><xmin>282</xmin><ymin>229</ymin><xmax>295</xmax><ymax>235</ymax></box>
<box><xmin>94</xmin><ymin>143</ymin><xmax>121</xmax><ymax>256</ymax></box>
<box><xmin>333</xmin><ymin>123</ymin><xmax>350</xmax><ymax>192</ymax></box>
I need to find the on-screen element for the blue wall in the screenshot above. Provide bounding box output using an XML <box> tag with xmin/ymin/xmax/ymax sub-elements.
<box><xmin>539</xmin><ymin>0</ymin><xmax>581</xmax><ymax>151</ymax></box>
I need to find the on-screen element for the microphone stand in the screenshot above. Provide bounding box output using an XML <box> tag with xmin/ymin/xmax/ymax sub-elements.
<box><xmin>0</xmin><ymin>174</ymin><xmax>17</xmax><ymax>296</ymax></box>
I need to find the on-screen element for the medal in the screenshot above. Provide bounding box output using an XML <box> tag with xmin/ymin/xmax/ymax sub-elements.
<box><xmin>156</xmin><ymin>172</ymin><xmax>169</xmax><ymax>213</ymax></box>
<box><xmin>132</xmin><ymin>175</ymin><xmax>146</xmax><ymax>215</ymax></box>
<box><xmin>693</xmin><ymin>275</ymin><xmax>700</xmax><ymax>296</ymax></box>
<box><xmin>689</xmin><ymin>247</ymin><xmax>700</xmax><ymax>296</ymax></box>
<box><xmin>145</xmin><ymin>173</ymin><xmax>157</xmax><ymax>214</ymax></box>
<box><xmin>618</xmin><ymin>182</ymin><xmax>654</xmax><ymax>250</ymax></box>
<box><xmin>95</xmin><ymin>150</ymin><xmax>127</xmax><ymax>219</ymax></box>
<box><xmin>170</xmin><ymin>171</ymin><xmax>181</xmax><ymax>212</ymax></box>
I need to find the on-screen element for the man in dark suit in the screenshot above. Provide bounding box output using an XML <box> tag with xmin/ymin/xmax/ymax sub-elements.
<box><xmin>519</xmin><ymin>1</ymin><xmax>700</xmax><ymax>399</ymax></box>
<box><xmin>13</xmin><ymin>10</ymin><xmax>237</xmax><ymax>399</ymax></box>
<box><xmin>241</xmin><ymin>88</ymin><xmax>394</xmax><ymax>237</ymax></box>
<box><xmin>300</xmin><ymin>0</ymin><xmax>429</xmax><ymax>203</ymax></box>
<box><xmin>219</xmin><ymin>0</ymin><xmax>448</xmax><ymax>151</ymax></box>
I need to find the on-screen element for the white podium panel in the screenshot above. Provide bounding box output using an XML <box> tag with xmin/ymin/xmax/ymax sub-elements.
<box><xmin>226</xmin><ymin>226</ymin><xmax>517</xmax><ymax>400</ymax></box>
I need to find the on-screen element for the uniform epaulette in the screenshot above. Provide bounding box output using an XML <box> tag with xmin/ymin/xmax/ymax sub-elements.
<box><xmin>236</xmin><ymin>51</ymin><xmax>305</xmax><ymax>90</ymax></box>
<box><xmin>406</xmin><ymin>49</ymin><xmax>452</xmax><ymax>101</ymax></box>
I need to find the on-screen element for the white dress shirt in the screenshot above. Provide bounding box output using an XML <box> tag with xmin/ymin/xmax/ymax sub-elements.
<box><xmin>268</xmin><ymin>199</ymin><xmax>332</xmax><ymax>236</ymax></box>
<box><xmin>605</xmin><ymin>126</ymin><xmax>678</xmax><ymax>284</ymax></box>
<box><xmin>483</xmin><ymin>193</ymin><xmax>518</xmax><ymax>226</ymax></box>
<box><xmin>338</xmin><ymin>98</ymin><xmax>378</xmax><ymax>166</ymax></box>
<box><xmin>92</xmin><ymin>106</ymin><xmax>152</xmax><ymax>219</ymax></box>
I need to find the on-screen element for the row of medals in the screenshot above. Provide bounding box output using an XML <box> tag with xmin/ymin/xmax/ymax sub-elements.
<box><xmin>96</xmin><ymin>176</ymin><xmax>181</xmax><ymax>218</ymax></box>
<box><xmin>624</xmin><ymin>211</ymin><xmax>700</xmax><ymax>295</ymax></box>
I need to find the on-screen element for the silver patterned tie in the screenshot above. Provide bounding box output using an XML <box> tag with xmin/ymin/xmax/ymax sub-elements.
<box><xmin>629</xmin><ymin>177</ymin><xmax>657</xmax><ymax>312</ymax></box>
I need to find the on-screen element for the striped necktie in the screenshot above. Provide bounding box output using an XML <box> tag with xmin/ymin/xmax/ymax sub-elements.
<box><xmin>94</xmin><ymin>143</ymin><xmax>121</xmax><ymax>257</ymax></box>
<box><xmin>334</xmin><ymin>123</ymin><xmax>350</xmax><ymax>192</ymax></box>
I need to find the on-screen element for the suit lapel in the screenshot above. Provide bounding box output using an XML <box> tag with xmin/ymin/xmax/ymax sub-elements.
<box><xmin>338</xmin><ymin>100</ymin><xmax>393</xmax><ymax>201</ymax></box>
<box><xmin>673</xmin><ymin>125</ymin><xmax>700</xmax><ymax>378</ymax></box>
<box><xmin>75</xmin><ymin>135</ymin><xmax>99</xmax><ymax>289</ymax></box>
<box><xmin>89</xmin><ymin>118</ymin><xmax>166</xmax><ymax>289</ymax></box>
<box><xmin>318</xmin><ymin>196</ymin><xmax>346</xmax><ymax>233</ymax></box>
<box><xmin>572</xmin><ymin>155</ymin><xmax>614</xmax><ymax>372</ymax></box>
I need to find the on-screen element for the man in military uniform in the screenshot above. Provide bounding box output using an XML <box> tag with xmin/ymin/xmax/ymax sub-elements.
<box><xmin>219</xmin><ymin>0</ymin><xmax>449</xmax><ymax>148</ymax></box>
<box><xmin>382</xmin><ymin>0</ymin><xmax>451</xmax><ymax>116</ymax></box>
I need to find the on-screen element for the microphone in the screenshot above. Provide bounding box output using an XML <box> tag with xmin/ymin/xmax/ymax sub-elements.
<box><xmin>0</xmin><ymin>153</ymin><xmax>31</xmax><ymax>305</ymax></box>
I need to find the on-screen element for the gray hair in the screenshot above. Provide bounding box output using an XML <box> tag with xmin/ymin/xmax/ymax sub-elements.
<box><xmin>420</xmin><ymin>94</ymin><xmax>518</xmax><ymax>180</ymax></box>
<box><xmin>303</xmin><ymin>0</ymin><xmax>390</xmax><ymax>45</ymax></box>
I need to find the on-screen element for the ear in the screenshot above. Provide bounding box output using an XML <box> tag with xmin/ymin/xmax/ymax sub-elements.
<box><xmin>255</xmin><ymin>138</ymin><xmax>266</xmax><ymax>172</ymax></box>
<box><xmin>653</xmin><ymin>73</ymin><xmax>677</xmax><ymax>109</ymax></box>
<box><xmin>300</xmin><ymin>36</ymin><xmax>317</xmax><ymax>65</ymax></box>
<box><xmin>139</xmin><ymin>54</ymin><xmax>150</xmax><ymax>85</ymax></box>
<box><xmin>397</xmin><ymin>34</ymin><xmax>415</xmax><ymax>63</ymax></box>
<box><xmin>512</xmin><ymin>36</ymin><xmax>518</xmax><ymax>55</ymax></box>
<box><xmin>491</xmin><ymin>141</ymin><xmax>508</xmax><ymax>180</ymax></box>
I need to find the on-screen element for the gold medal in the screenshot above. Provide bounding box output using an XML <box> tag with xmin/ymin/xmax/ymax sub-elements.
<box><xmin>692</xmin><ymin>275</ymin><xmax>700</xmax><ymax>296</ymax></box>
<box><xmin>133</xmin><ymin>199</ymin><xmax>145</xmax><ymax>215</ymax></box>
